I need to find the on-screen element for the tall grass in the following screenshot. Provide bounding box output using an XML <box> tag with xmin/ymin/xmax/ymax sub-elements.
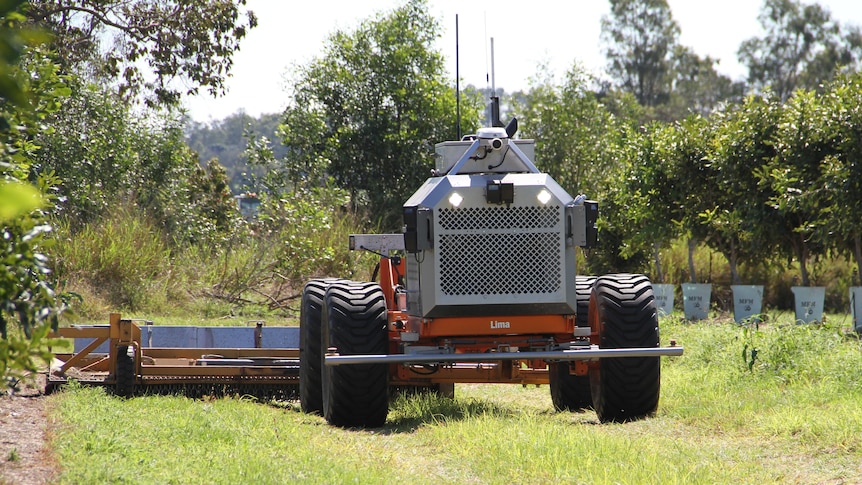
<box><xmin>52</xmin><ymin>204</ymin><xmax>175</xmax><ymax>314</ymax></box>
<box><xmin>50</xmin><ymin>197</ymin><xmax>377</xmax><ymax>321</ymax></box>
<box><xmin>49</xmin><ymin>313</ymin><xmax>862</xmax><ymax>484</ymax></box>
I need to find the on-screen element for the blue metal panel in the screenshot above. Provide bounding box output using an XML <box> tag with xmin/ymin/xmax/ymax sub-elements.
<box><xmin>73</xmin><ymin>326</ymin><xmax>300</xmax><ymax>352</ymax></box>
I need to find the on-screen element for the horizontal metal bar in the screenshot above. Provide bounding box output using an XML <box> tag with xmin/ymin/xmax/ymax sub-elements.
<box><xmin>140</xmin><ymin>365</ymin><xmax>298</xmax><ymax>377</ymax></box>
<box><xmin>143</xmin><ymin>348</ymin><xmax>298</xmax><ymax>359</ymax></box>
<box><xmin>52</xmin><ymin>326</ymin><xmax>112</xmax><ymax>339</ymax></box>
<box><xmin>349</xmin><ymin>233</ymin><xmax>405</xmax><ymax>252</ymax></box>
<box><xmin>325</xmin><ymin>346</ymin><xmax>684</xmax><ymax>366</ymax></box>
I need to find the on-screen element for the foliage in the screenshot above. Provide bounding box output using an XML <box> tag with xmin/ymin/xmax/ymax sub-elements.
<box><xmin>274</xmin><ymin>0</ymin><xmax>483</xmax><ymax>228</ymax></box>
<box><xmin>607</xmin><ymin>122</ymin><xmax>680</xmax><ymax>279</ymax></box>
<box><xmin>0</xmin><ymin>3</ymin><xmax>72</xmax><ymax>384</ymax></box>
<box><xmin>702</xmin><ymin>94</ymin><xmax>782</xmax><ymax>284</ymax></box>
<box><xmin>26</xmin><ymin>0</ymin><xmax>258</xmax><ymax>106</ymax></box>
<box><xmin>738</xmin><ymin>0</ymin><xmax>862</xmax><ymax>101</ymax></box>
<box><xmin>759</xmin><ymin>89</ymin><xmax>832</xmax><ymax>286</ymax></box>
<box><xmin>33</xmin><ymin>78</ymin><xmax>241</xmax><ymax>244</ymax></box>
<box><xmin>815</xmin><ymin>73</ymin><xmax>862</xmax><ymax>280</ymax></box>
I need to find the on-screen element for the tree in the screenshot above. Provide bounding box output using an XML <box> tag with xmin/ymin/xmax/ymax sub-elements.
<box><xmin>738</xmin><ymin>0</ymin><xmax>862</xmax><ymax>102</ymax></box>
<box><xmin>608</xmin><ymin>122</ymin><xmax>680</xmax><ymax>281</ymax></box>
<box><xmin>515</xmin><ymin>64</ymin><xmax>622</xmax><ymax>196</ymax></box>
<box><xmin>0</xmin><ymin>2</ymin><xmax>70</xmax><ymax>384</ymax></box>
<box><xmin>601</xmin><ymin>0</ymin><xmax>680</xmax><ymax>107</ymax></box>
<box><xmin>33</xmin><ymin>78</ymin><xmax>241</xmax><ymax>244</ymax></box>
<box><xmin>273</xmin><ymin>0</ymin><xmax>482</xmax><ymax>227</ymax></box>
<box><xmin>701</xmin><ymin>96</ymin><xmax>782</xmax><ymax>284</ymax></box>
<box><xmin>660</xmin><ymin>46</ymin><xmax>745</xmax><ymax>120</ymax></box>
<box><xmin>25</xmin><ymin>0</ymin><xmax>258</xmax><ymax>105</ymax></box>
<box><xmin>760</xmin><ymin>90</ymin><xmax>830</xmax><ymax>286</ymax></box>
<box><xmin>821</xmin><ymin>73</ymin><xmax>862</xmax><ymax>280</ymax></box>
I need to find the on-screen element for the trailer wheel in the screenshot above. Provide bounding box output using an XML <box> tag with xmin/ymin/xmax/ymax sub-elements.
<box><xmin>589</xmin><ymin>274</ymin><xmax>661</xmax><ymax>423</ymax></box>
<box><xmin>299</xmin><ymin>278</ymin><xmax>344</xmax><ymax>415</ymax></box>
<box><xmin>115</xmin><ymin>345</ymin><xmax>136</xmax><ymax>398</ymax></box>
<box><xmin>549</xmin><ymin>275</ymin><xmax>596</xmax><ymax>411</ymax></box>
<box><xmin>322</xmin><ymin>281</ymin><xmax>389</xmax><ymax>428</ymax></box>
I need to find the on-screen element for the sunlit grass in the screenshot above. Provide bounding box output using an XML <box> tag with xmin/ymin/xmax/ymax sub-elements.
<box><xmin>48</xmin><ymin>312</ymin><xmax>862</xmax><ymax>484</ymax></box>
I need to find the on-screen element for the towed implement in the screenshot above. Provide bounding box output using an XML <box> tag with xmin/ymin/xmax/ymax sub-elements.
<box><xmin>48</xmin><ymin>314</ymin><xmax>300</xmax><ymax>399</ymax></box>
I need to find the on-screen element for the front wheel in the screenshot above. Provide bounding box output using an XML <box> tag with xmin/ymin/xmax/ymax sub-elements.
<box><xmin>549</xmin><ymin>275</ymin><xmax>596</xmax><ymax>411</ymax></box>
<box><xmin>322</xmin><ymin>281</ymin><xmax>389</xmax><ymax>428</ymax></box>
<box><xmin>589</xmin><ymin>274</ymin><xmax>661</xmax><ymax>423</ymax></box>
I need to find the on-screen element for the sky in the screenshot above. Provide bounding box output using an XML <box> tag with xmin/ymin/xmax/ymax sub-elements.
<box><xmin>183</xmin><ymin>0</ymin><xmax>862</xmax><ymax>123</ymax></box>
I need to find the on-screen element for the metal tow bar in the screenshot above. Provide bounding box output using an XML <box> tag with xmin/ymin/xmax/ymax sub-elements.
<box><xmin>325</xmin><ymin>345</ymin><xmax>684</xmax><ymax>366</ymax></box>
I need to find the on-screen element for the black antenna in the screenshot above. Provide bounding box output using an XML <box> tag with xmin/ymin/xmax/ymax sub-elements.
<box><xmin>456</xmin><ymin>14</ymin><xmax>461</xmax><ymax>140</ymax></box>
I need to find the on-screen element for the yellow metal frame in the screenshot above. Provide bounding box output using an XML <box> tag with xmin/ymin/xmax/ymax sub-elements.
<box><xmin>51</xmin><ymin>313</ymin><xmax>300</xmax><ymax>388</ymax></box>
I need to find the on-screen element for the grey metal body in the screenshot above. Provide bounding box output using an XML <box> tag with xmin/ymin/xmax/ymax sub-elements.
<box><xmin>402</xmin><ymin>129</ymin><xmax>591</xmax><ymax>318</ymax></box>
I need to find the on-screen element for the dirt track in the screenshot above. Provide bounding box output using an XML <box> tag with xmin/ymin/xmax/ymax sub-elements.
<box><xmin>0</xmin><ymin>376</ymin><xmax>57</xmax><ymax>485</ymax></box>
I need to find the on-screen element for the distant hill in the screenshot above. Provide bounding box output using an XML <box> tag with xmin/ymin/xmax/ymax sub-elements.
<box><xmin>185</xmin><ymin>111</ymin><xmax>288</xmax><ymax>191</ymax></box>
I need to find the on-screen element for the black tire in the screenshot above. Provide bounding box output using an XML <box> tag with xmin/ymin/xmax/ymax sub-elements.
<box><xmin>299</xmin><ymin>278</ymin><xmax>343</xmax><ymax>414</ymax></box>
<box><xmin>322</xmin><ymin>282</ymin><xmax>389</xmax><ymax>428</ymax></box>
<box><xmin>549</xmin><ymin>275</ymin><xmax>596</xmax><ymax>411</ymax></box>
<box><xmin>115</xmin><ymin>345</ymin><xmax>136</xmax><ymax>397</ymax></box>
<box><xmin>589</xmin><ymin>274</ymin><xmax>661</xmax><ymax>423</ymax></box>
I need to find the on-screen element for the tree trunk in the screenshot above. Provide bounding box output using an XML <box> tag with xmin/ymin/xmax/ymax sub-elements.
<box><xmin>797</xmin><ymin>233</ymin><xmax>810</xmax><ymax>287</ymax></box>
<box><xmin>687</xmin><ymin>238</ymin><xmax>697</xmax><ymax>283</ymax></box>
<box><xmin>653</xmin><ymin>242</ymin><xmax>664</xmax><ymax>283</ymax></box>
<box><xmin>727</xmin><ymin>238</ymin><xmax>740</xmax><ymax>285</ymax></box>
<box><xmin>854</xmin><ymin>231</ymin><xmax>862</xmax><ymax>286</ymax></box>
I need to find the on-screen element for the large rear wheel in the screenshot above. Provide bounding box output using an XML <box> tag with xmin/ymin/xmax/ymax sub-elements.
<box><xmin>299</xmin><ymin>279</ymin><xmax>343</xmax><ymax>414</ymax></box>
<box><xmin>549</xmin><ymin>275</ymin><xmax>595</xmax><ymax>411</ymax></box>
<box><xmin>589</xmin><ymin>274</ymin><xmax>661</xmax><ymax>423</ymax></box>
<box><xmin>322</xmin><ymin>281</ymin><xmax>389</xmax><ymax>428</ymax></box>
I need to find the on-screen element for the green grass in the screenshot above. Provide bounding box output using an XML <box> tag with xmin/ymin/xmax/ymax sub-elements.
<box><xmin>48</xmin><ymin>313</ymin><xmax>862</xmax><ymax>484</ymax></box>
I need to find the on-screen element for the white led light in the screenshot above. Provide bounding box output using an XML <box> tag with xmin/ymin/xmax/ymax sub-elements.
<box><xmin>449</xmin><ymin>192</ymin><xmax>463</xmax><ymax>207</ymax></box>
<box><xmin>537</xmin><ymin>189</ymin><xmax>552</xmax><ymax>205</ymax></box>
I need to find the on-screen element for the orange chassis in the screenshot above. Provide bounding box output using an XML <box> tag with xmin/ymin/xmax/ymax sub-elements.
<box><xmin>330</xmin><ymin>253</ymin><xmax>681</xmax><ymax>388</ymax></box>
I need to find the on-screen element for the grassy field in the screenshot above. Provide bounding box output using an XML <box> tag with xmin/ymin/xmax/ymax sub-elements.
<box><xmin>47</xmin><ymin>313</ymin><xmax>862</xmax><ymax>484</ymax></box>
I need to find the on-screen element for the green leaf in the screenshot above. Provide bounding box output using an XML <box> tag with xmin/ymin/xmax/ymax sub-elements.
<box><xmin>0</xmin><ymin>181</ymin><xmax>43</xmax><ymax>221</ymax></box>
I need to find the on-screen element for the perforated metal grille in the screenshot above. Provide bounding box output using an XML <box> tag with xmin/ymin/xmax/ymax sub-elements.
<box><xmin>437</xmin><ymin>205</ymin><xmax>563</xmax><ymax>296</ymax></box>
<box><xmin>439</xmin><ymin>206</ymin><xmax>559</xmax><ymax>230</ymax></box>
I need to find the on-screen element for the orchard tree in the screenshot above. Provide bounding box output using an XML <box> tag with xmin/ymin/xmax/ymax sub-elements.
<box><xmin>25</xmin><ymin>0</ymin><xmax>257</xmax><ymax>105</ymax></box>
<box><xmin>274</xmin><ymin>0</ymin><xmax>483</xmax><ymax>227</ymax></box>
<box><xmin>816</xmin><ymin>73</ymin><xmax>862</xmax><ymax>281</ymax></box>
<box><xmin>601</xmin><ymin>0</ymin><xmax>679</xmax><ymax>107</ymax></box>
<box><xmin>610</xmin><ymin>122</ymin><xmax>681</xmax><ymax>281</ymax></box>
<box><xmin>661</xmin><ymin>115</ymin><xmax>715</xmax><ymax>283</ymax></box>
<box><xmin>701</xmin><ymin>96</ymin><xmax>782</xmax><ymax>284</ymax></box>
<box><xmin>738</xmin><ymin>0</ymin><xmax>862</xmax><ymax>102</ymax></box>
<box><xmin>760</xmin><ymin>90</ymin><xmax>831</xmax><ymax>286</ymax></box>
